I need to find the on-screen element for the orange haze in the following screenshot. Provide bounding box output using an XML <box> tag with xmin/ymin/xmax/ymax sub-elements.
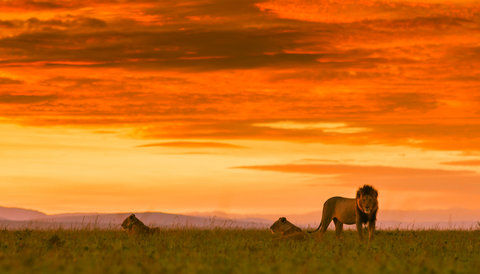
<box><xmin>1</xmin><ymin>0</ymin><xmax>480</xmax><ymax>215</ymax></box>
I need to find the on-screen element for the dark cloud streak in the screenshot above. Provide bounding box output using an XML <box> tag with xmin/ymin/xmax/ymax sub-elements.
<box><xmin>0</xmin><ymin>27</ymin><xmax>325</xmax><ymax>70</ymax></box>
<box><xmin>0</xmin><ymin>93</ymin><xmax>57</xmax><ymax>104</ymax></box>
<box><xmin>0</xmin><ymin>77</ymin><xmax>23</xmax><ymax>85</ymax></box>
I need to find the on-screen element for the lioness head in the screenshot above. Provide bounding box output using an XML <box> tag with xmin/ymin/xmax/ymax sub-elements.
<box><xmin>270</xmin><ymin>217</ymin><xmax>302</xmax><ymax>235</ymax></box>
<box><xmin>356</xmin><ymin>185</ymin><xmax>378</xmax><ymax>214</ymax></box>
<box><xmin>122</xmin><ymin>214</ymin><xmax>144</xmax><ymax>230</ymax></box>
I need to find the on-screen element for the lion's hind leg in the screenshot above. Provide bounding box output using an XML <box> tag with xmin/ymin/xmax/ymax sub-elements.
<box><xmin>333</xmin><ymin>218</ymin><xmax>344</xmax><ymax>239</ymax></box>
<box><xmin>316</xmin><ymin>211</ymin><xmax>333</xmax><ymax>240</ymax></box>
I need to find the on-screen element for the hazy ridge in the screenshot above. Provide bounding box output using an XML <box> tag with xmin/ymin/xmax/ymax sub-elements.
<box><xmin>0</xmin><ymin>207</ymin><xmax>270</xmax><ymax>230</ymax></box>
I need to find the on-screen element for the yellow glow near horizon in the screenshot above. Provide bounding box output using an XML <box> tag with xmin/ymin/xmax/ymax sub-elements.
<box><xmin>1</xmin><ymin>123</ymin><xmax>479</xmax><ymax>214</ymax></box>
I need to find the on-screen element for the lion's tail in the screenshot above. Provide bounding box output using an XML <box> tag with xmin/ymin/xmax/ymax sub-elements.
<box><xmin>307</xmin><ymin>221</ymin><xmax>322</xmax><ymax>233</ymax></box>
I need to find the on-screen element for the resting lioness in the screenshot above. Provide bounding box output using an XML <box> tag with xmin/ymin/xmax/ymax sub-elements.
<box><xmin>270</xmin><ymin>217</ymin><xmax>306</xmax><ymax>240</ymax></box>
<box><xmin>309</xmin><ymin>185</ymin><xmax>378</xmax><ymax>241</ymax></box>
<box><xmin>121</xmin><ymin>214</ymin><xmax>155</xmax><ymax>234</ymax></box>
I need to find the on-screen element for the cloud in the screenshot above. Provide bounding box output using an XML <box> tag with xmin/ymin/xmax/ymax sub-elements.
<box><xmin>442</xmin><ymin>160</ymin><xmax>480</xmax><ymax>166</ymax></box>
<box><xmin>257</xmin><ymin>0</ymin><xmax>480</xmax><ymax>23</ymax></box>
<box><xmin>0</xmin><ymin>16</ymin><xmax>107</xmax><ymax>32</ymax></box>
<box><xmin>0</xmin><ymin>0</ymin><xmax>157</xmax><ymax>11</ymax></box>
<box><xmin>0</xmin><ymin>0</ymin><xmax>67</xmax><ymax>10</ymax></box>
<box><xmin>131</xmin><ymin>116</ymin><xmax>480</xmax><ymax>153</ymax></box>
<box><xmin>2</xmin><ymin>1</ymin><xmax>445</xmax><ymax>72</ymax></box>
<box><xmin>0</xmin><ymin>93</ymin><xmax>57</xmax><ymax>104</ymax></box>
<box><xmin>234</xmin><ymin>163</ymin><xmax>480</xmax><ymax>193</ymax></box>
<box><xmin>137</xmin><ymin>141</ymin><xmax>246</xmax><ymax>149</ymax></box>
<box><xmin>26</xmin><ymin>16</ymin><xmax>107</xmax><ymax>30</ymax></box>
<box><xmin>447</xmin><ymin>45</ymin><xmax>480</xmax><ymax>64</ymax></box>
<box><xmin>0</xmin><ymin>28</ymin><xmax>323</xmax><ymax>70</ymax></box>
<box><xmin>0</xmin><ymin>1</ymin><xmax>321</xmax><ymax>71</ymax></box>
<box><xmin>374</xmin><ymin>92</ymin><xmax>438</xmax><ymax>112</ymax></box>
<box><xmin>253</xmin><ymin>121</ymin><xmax>370</xmax><ymax>133</ymax></box>
<box><xmin>0</xmin><ymin>0</ymin><xmax>479</xmax><ymax>155</ymax></box>
<box><xmin>137</xmin><ymin>120</ymin><xmax>341</xmax><ymax>141</ymax></box>
<box><xmin>145</xmin><ymin>0</ymin><xmax>266</xmax><ymax>19</ymax></box>
<box><xmin>234</xmin><ymin>163</ymin><xmax>475</xmax><ymax>177</ymax></box>
<box><xmin>1</xmin><ymin>0</ymin><xmax>478</xmax><ymax>74</ymax></box>
<box><xmin>0</xmin><ymin>77</ymin><xmax>23</xmax><ymax>85</ymax></box>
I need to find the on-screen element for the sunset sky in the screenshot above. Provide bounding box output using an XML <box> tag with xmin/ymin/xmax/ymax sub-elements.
<box><xmin>1</xmin><ymin>0</ymin><xmax>480</xmax><ymax>215</ymax></box>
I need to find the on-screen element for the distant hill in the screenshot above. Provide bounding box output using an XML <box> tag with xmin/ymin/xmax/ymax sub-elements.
<box><xmin>0</xmin><ymin>210</ymin><xmax>271</xmax><ymax>230</ymax></box>
<box><xmin>43</xmin><ymin>212</ymin><xmax>270</xmax><ymax>228</ymax></box>
<box><xmin>0</xmin><ymin>206</ymin><xmax>47</xmax><ymax>221</ymax></box>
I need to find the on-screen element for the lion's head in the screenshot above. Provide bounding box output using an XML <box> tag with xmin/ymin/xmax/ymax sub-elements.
<box><xmin>270</xmin><ymin>217</ymin><xmax>302</xmax><ymax>235</ymax></box>
<box><xmin>356</xmin><ymin>185</ymin><xmax>378</xmax><ymax>215</ymax></box>
<box><xmin>121</xmin><ymin>214</ymin><xmax>149</xmax><ymax>233</ymax></box>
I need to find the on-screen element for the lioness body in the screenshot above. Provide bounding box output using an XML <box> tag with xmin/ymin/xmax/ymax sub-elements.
<box><xmin>270</xmin><ymin>217</ymin><xmax>306</xmax><ymax>240</ymax></box>
<box><xmin>121</xmin><ymin>214</ymin><xmax>153</xmax><ymax>234</ymax></box>
<box><xmin>310</xmin><ymin>185</ymin><xmax>378</xmax><ymax>241</ymax></box>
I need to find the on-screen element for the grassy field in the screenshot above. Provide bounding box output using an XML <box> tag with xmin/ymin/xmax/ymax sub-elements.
<box><xmin>0</xmin><ymin>229</ymin><xmax>479</xmax><ymax>273</ymax></box>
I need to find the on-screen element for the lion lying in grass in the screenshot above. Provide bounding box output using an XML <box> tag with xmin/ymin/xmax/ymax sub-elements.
<box><xmin>309</xmin><ymin>185</ymin><xmax>378</xmax><ymax>241</ymax></box>
<box><xmin>270</xmin><ymin>217</ymin><xmax>307</xmax><ymax>240</ymax></box>
<box><xmin>121</xmin><ymin>214</ymin><xmax>157</xmax><ymax>234</ymax></box>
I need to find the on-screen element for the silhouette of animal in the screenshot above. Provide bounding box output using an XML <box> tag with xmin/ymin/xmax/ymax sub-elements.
<box><xmin>309</xmin><ymin>185</ymin><xmax>378</xmax><ymax>241</ymax></box>
<box><xmin>121</xmin><ymin>214</ymin><xmax>154</xmax><ymax>234</ymax></box>
<box><xmin>270</xmin><ymin>217</ymin><xmax>306</xmax><ymax>240</ymax></box>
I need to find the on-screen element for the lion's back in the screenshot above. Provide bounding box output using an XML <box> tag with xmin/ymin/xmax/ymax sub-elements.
<box><xmin>323</xmin><ymin>196</ymin><xmax>356</xmax><ymax>224</ymax></box>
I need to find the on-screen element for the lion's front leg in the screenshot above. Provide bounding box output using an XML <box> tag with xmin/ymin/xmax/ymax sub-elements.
<box><xmin>355</xmin><ymin>217</ymin><xmax>364</xmax><ymax>240</ymax></box>
<box><xmin>368</xmin><ymin>220</ymin><xmax>375</xmax><ymax>241</ymax></box>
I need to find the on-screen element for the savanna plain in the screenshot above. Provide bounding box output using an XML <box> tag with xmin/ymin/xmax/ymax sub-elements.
<box><xmin>0</xmin><ymin>229</ymin><xmax>479</xmax><ymax>274</ymax></box>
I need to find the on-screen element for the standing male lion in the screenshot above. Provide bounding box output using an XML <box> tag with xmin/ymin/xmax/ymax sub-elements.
<box><xmin>309</xmin><ymin>185</ymin><xmax>378</xmax><ymax>241</ymax></box>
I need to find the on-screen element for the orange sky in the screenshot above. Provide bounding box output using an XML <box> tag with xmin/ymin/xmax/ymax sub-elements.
<box><xmin>1</xmin><ymin>0</ymin><xmax>480</xmax><ymax>215</ymax></box>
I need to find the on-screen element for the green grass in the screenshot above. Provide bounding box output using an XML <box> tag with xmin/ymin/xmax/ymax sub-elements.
<box><xmin>0</xmin><ymin>229</ymin><xmax>479</xmax><ymax>273</ymax></box>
